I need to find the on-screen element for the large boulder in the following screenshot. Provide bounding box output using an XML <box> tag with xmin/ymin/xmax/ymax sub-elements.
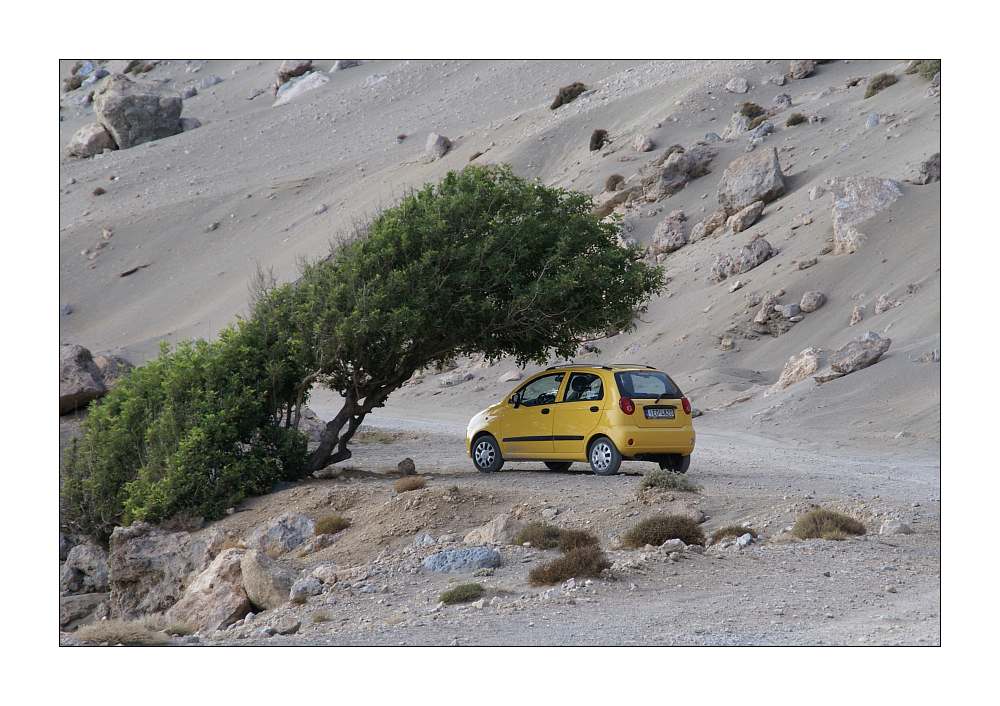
<box><xmin>767</xmin><ymin>347</ymin><xmax>825</xmax><ymax>395</ymax></box>
<box><xmin>904</xmin><ymin>153</ymin><xmax>941</xmax><ymax>185</ymax></box>
<box><xmin>108</xmin><ymin>522</ymin><xmax>224</xmax><ymax>619</ymax></box>
<box><xmin>248</xmin><ymin>513</ymin><xmax>315</xmax><ymax>557</ymax></box>
<box><xmin>710</xmin><ymin>238</ymin><xmax>775</xmax><ymax>282</ymax></box>
<box><xmin>422</xmin><ymin>546</ymin><xmax>502</xmax><ymax>573</ymax></box>
<box><xmin>717</xmin><ymin>148</ymin><xmax>786</xmax><ymax>215</ymax></box>
<box><xmin>463</xmin><ymin>514</ymin><xmax>524</xmax><ymax>545</ymax></box>
<box><xmin>726</xmin><ymin>201</ymin><xmax>764</xmax><ymax>233</ymax></box>
<box><xmin>425</xmin><ymin>132</ymin><xmax>452</xmax><ymax>161</ymax></box>
<box><xmin>643</xmin><ymin>144</ymin><xmax>716</xmax><ymax>201</ymax></box>
<box><xmin>799</xmin><ymin>291</ymin><xmax>827</xmax><ymax>313</ymax></box>
<box><xmin>298</xmin><ymin>406</ymin><xmax>326</xmax><ymax>442</ymax></box>
<box><xmin>165</xmin><ymin>548</ymin><xmax>251</xmax><ymax>632</ymax></box>
<box><xmin>92</xmin><ymin>353</ymin><xmax>133</xmax><ymax>388</ymax></box>
<box><xmin>829</xmin><ymin>331</ymin><xmax>892</xmax><ymax>374</ymax></box>
<box><xmin>93</xmin><ymin>75</ymin><xmax>183</xmax><ymax>149</ymax></box>
<box><xmin>60</xmin><ymin>592</ymin><xmax>108</xmax><ymax>629</ymax></box>
<box><xmin>240</xmin><ymin>549</ymin><xmax>296</xmax><ymax>610</ymax></box>
<box><xmin>60</xmin><ymin>344</ymin><xmax>106</xmax><ymax>415</ymax></box>
<box><xmin>66</xmin><ymin>123</ymin><xmax>115</xmax><ymax>158</ymax></box>
<box><xmin>725</xmin><ymin>77</ymin><xmax>750</xmax><ymax>93</ymax></box>
<box><xmin>273</xmin><ymin>71</ymin><xmax>329</xmax><ymax>107</ymax></box>
<box><xmin>60</xmin><ymin>542</ymin><xmax>109</xmax><ymax>595</ymax></box>
<box><xmin>650</xmin><ymin>210</ymin><xmax>688</xmax><ymax>255</ymax></box>
<box><xmin>829</xmin><ymin>176</ymin><xmax>903</xmax><ymax>254</ymax></box>
<box><xmin>276</xmin><ymin>60</ymin><xmax>312</xmax><ymax>88</ymax></box>
<box><xmin>789</xmin><ymin>60</ymin><xmax>817</xmax><ymax>80</ymax></box>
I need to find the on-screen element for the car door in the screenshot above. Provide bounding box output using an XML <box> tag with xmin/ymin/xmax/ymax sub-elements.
<box><xmin>500</xmin><ymin>372</ymin><xmax>564</xmax><ymax>457</ymax></box>
<box><xmin>552</xmin><ymin>372</ymin><xmax>606</xmax><ymax>455</ymax></box>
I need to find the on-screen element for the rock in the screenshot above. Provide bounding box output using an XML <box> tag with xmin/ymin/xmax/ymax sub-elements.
<box><xmin>298</xmin><ymin>405</ymin><xmax>327</xmax><ymax>442</ymax></box>
<box><xmin>274</xmin><ymin>617</ymin><xmax>301</xmax><ymax>635</ymax></box>
<box><xmin>60</xmin><ymin>592</ymin><xmax>108</xmax><ymax>629</ymax></box>
<box><xmin>310</xmin><ymin>563</ymin><xmax>342</xmax><ymax>584</ymax></box>
<box><xmin>808</xmin><ymin>185</ymin><xmax>826</xmax><ymax>201</ymax></box>
<box><xmin>905</xmin><ymin>153</ymin><xmax>940</xmax><ymax>185</ymax></box>
<box><xmin>165</xmin><ymin>548</ymin><xmax>251</xmax><ymax>632</ymax></box>
<box><xmin>66</xmin><ymin>123</ymin><xmax>116</xmax><ymax>158</ymax></box>
<box><xmin>248</xmin><ymin>513</ymin><xmax>316</xmax><ymax>557</ymax></box>
<box><xmin>60</xmin><ymin>533</ymin><xmax>75</xmax><ymax>561</ymax></box>
<box><xmin>789</xmin><ymin>60</ymin><xmax>817</xmax><ymax>80</ymax></box>
<box><xmin>240</xmin><ymin>549</ymin><xmax>296</xmax><ymax>610</ymax></box>
<box><xmin>273</xmin><ymin>71</ymin><xmax>329</xmax><ymax>107</ymax></box>
<box><xmin>499</xmin><ymin>370</ymin><xmax>522</xmax><ymax>383</ymax></box>
<box><xmin>798</xmin><ymin>258</ymin><xmax>818</xmax><ymax>270</ymax></box>
<box><xmin>179</xmin><ymin>117</ymin><xmax>201</xmax><ymax>132</ymax></box>
<box><xmin>276</xmin><ymin>60</ymin><xmax>312</xmax><ymax>88</ymax></box>
<box><xmin>710</xmin><ymin>238</ymin><xmax>775</xmax><ymax>282</ymax></box>
<box><xmin>425</xmin><ymin>132</ymin><xmax>452</xmax><ymax>160</ymax></box>
<box><xmin>880</xmin><ymin>520</ymin><xmax>914</xmax><ymax>536</ymax></box>
<box><xmin>717</xmin><ymin>148</ymin><xmax>786</xmax><ymax>215</ymax></box>
<box><xmin>769</xmin><ymin>347</ymin><xmax>825</xmax><ymax>394</ymax></box>
<box><xmin>772</xmin><ymin>93</ymin><xmax>792</xmax><ymax>111</ymax></box>
<box><xmin>813</xmin><ymin>368</ymin><xmax>845</xmax><ymax>385</ymax></box>
<box><xmin>330</xmin><ymin>60</ymin><xmax>361</xmax><ymax>72</ymax></box>
<box><xmin>60</xmin><ymin>344</ymin><xmax>106</xmax><ymax>415</ymax></box>
<box><xmin>726</xmin><ymin>200</ymin><xmax>765</xmax><ymax>233</ymax></box>
<box><xmin>704</xmin><ymin>131</ymin><xmax>722</xmax><ymax>142</ymax></box>
<box><xmin>289</xmin><ymin>576</ymin><xmax>324</xmax><ymax>604</ymax></box>
<box><xmin>650</xmin><ymin>209</ymin><xmax>688</xmax><ymax>255</ymax></box>
<box><xmin>180</xmin><ymin>85</ymin><xmax>198</xmax><ymax>99</ymax></box>
<box><xmin>92</xmin><ymin>353</ymin><xmax>133</xmax><ymax>388</ymax></box>
<box><xmin>736</xmin><ymin>533</ymin><xmax>754</xmax><ymax>548</ymax></box>
<box><xmin>874</xmin><ymin>293</ymin><xmax>900</xmax><ymax>315</ymax></box>
<box><xmin>849</xmin><ymin>304</ymin><xmax>865</xmax><ymax>326</ymax></box>
<box><xmin>106</xmin><ymin>60</ymin><xmax>143</xmax><ymax>75</ymax></box>
<box><xmin>61</xmin><ymin>542</ymin><xmax>109</xmax><ymax>595</ymax></box>
<box><xmin>747</xmin><ymin>120</ymin><xmax>774</xmax><ymax>142</ymax></box>
<box><xmin>660</xmin><ymin>538</ymin><xmax>687</xmax><ymax>553</ymax></box>
<box><xmin>829</xmin><ymin>176</ymin><xmax>903</xmax><ymax>255</ymax></box>
<box><xmin>313</xmin><ymin>466</ymin><xmax>343</xmax><ymax>480</ymax></box>
<box><xmin>108</xmin><ymin>522</ymin><xmax>224</xmax><ymax>619</ymax></box>
<box><xmin>463</xmin><ymin>514</ymin><xmax>524</xmax><ymax>545</ymax></box>
<box><xmin>865</xmin><ymin>112</ymin><xmax>880</xmax><ymax>129</ymax></box>
<box><xmin>774</xmin><ymin>303</ymin><xmax>801</xmax><ymax>319</ymax></box>
<box><xmin>541</xmin><ymin>507</ymin><xmax>559</xmax><ymax>521</ymax></box>
<box><xmin>422</xmin><ymin>547</ymin><xmax>502</xmax><ymax>573</ymax></box>
<box><xmin>829</xmin><ymin>331</ymin><xmax>892</xmax><ymax>374</ymax></box>
<box><xmin>295</xmin><ymin>533</ymin><xmax>338</xmax><ymax>557</ymax></box>
<box><xmin>633</xmin><ymin>134</ymin><xmax>655</xmax><ymax>152</ymax></box>
<box><xmin>927</xmin><ymin>72</ymin><xmax>941</xmax><ymax>98</ymax></box>
<box><xmin>721</xmin><ymin>112</ymin><xmax>751</xmax><ymax>141</ymax></box>
<box><xmin>643</xmin><ymin>144</ymin><xmax>716</xmax><ymax>201</ymax></box>
<box><xmin>397</xmin><ymin>457</ymin><xmax>416</xmax><ymax>475</ymax></box>
<box><xmin>440</xmin><ymin>372</ymin><xmax>474</xmax><ymax>387</ymax></box>
<box><xmin>799</xmin><ymin>291</ymin><xmax>826</xmax><ymax>313</ymax></box>
<box><xmin>93</xmin><ymin>75</ymin><xmax>183</xmax><ymax>149</ymax></box>
<box><xmin>725</xmin><ymin>77</ymin><xmax>749</xmax><ymax>93</ymax></box>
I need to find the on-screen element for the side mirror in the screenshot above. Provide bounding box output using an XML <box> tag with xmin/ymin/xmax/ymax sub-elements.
<box><xmin>510</xmin><ymin>395</ymin><xmax>521</xmax><ymax>409</ymax></box>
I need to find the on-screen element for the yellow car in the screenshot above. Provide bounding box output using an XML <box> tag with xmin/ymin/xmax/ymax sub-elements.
<box><xmin>466</xmin><ymin>364</ymin><xmax>695</xmax><ymax>475</ymax></box>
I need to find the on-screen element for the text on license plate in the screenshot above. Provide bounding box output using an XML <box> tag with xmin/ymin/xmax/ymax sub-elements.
<box><xmin>644</xmin><ymin>407</ymin><xmax>675</xmax><ymax>419</ymax></box>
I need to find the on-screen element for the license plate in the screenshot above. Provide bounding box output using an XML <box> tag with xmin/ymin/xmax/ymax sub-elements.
<box><xmin>644</xmin><ymin>407</ymin><xmax>675</xmax><ymax>420</ymax></box>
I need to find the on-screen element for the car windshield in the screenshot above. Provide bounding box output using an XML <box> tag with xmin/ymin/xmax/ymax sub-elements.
<box><xmin>614</xmin><ymin>370</ymin><xmax>682</xmax><ymax>399</ymax></box>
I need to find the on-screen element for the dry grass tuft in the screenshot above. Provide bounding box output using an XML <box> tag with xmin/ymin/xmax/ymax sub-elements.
<box><xmin>590</xmin><ymin>129</ymin><xmax>609</xmax><ymax>151</ymax></box>
<box><xmin>75</xmin><ymin>619</ymin><xmax>170</xmax><ymax>646</ymax></box>
<box><xmin>792</xmin><ymin>509</ymin><xmax>866</xmax><ymax>540</ymax></box>
<box><xmin>785</xmin><ymin>112</ymin><xmax>807</xmax><ymax>127</ymax></box>
<box><xmin>310</xmin><ymin>610</ymin><xmax>333</xmax><ymax>623</ymax></box>
<box><xmin>393</xmin><ymin>475</ymin><xmax>426</xmax><ymax>493</ymax></box>
<box><xmin>356</xmin><ymin>429</ymin><xmax>396</xmax><ymax>444</ymax></box>
<box><xmin>748</xmin><ymin>115</ymin><xmax>767</xmax><ymax>130</ymax></box>
<box><xmin>93</xmin><ymin>187</ymin><xmax>107</xmax><ymax>196</ymax></box>
<box><xmin>710</xmin><ymin>526</ymin><xmax>758</xmax><ymax>545</ymax></box>
<box><xmin>639</xmin><ymin>469</ymin><xmax>699</xmax><ymax>493</ymax></box>
<box><xmin>605</xmin><ymin>174</ymin><xmax>625</xmax><ymax>192</ymax></box>
<box><xmin>315</xmin><ymin>514</ymin><xmax>350</xmax><ymax>535</ymax></box>
<box><xmin>551</xmin><ymin>82</ymin><xmax>587</xmax><ymax>110</ymax></box>
<box><xmin>439</xmin><ymin>582</ymin><xmax>484</xmax><ymax>604</ymax></box>
<box><xmin>622</xmin><ymin>514</ymin><xmax>705</xmax><ymax>548</ymax></box>
<box><xmin>905</xmin><ymin>60</ymin><xmax>940</xmax><ymax>81</ymax></box>
<box><xmin>557</xmin><ymin>528</ymin><xmax>600</xmax><ymax>552</ymax></box>
<box><xmin>529</xmin><ymin>546</ymin><xmax>610</xmax><ymax>585</ymax></box>
<box><xmin>865</xmin><ymin>73</ymin><xmax>898</xmax><ymax>99</ymax></box>
<box><xmin>514</xmin><ymin>522</ymin><xmax>561</xmax><ymax>549</ymax></box>
<box><xmin>739</xmin><ymin>102</ymin><xmax>766</xmax><ymax>119</ymax></box>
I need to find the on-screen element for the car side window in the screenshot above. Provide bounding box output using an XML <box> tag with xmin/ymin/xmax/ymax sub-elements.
<box><xmin>564</xmin><ymin>373</ymin><xmax>603</xmax><ymax>402</ymax></box>
<box><xmin>516</xmin><ymin>373</ymin><xmax>564</xmax><ymax>407</ymax></box>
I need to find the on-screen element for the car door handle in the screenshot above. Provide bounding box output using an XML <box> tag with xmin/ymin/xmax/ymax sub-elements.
<box><xmin>589</xmin><ymin>406</ymin><xmax>599</xmax><ymax>412</ymax></box>
<box><xmin>541</xmin><ymin>408</ymin><xmax>550</xmax><ymax>415</ymax></box>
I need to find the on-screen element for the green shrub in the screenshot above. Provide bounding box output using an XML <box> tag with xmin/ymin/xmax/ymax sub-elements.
<box><xmin>622</xmin><ymin>514</ymin><xmax>705</xmax><ymax>548</ymax></box>
<box><xmin>557</xmin><ymin>528</ymin><xmax>599</xmax><ymax>552</ymax></box>
<box><xmin>785</xmin><ymin>112</ymin><xmax>807</xmax><ymax>127</ymax></box>
<box><xmin>640</xmin><ymin>469</ymin><xmax>699</xmax><ymax>492</ymax></box>
<box><xmin>551</xmin><ymin>82</ymin><xmax>587</xmax><ymax>109</ymax></box>
<box><xmin>590</xmin><ymin>129</ymin><xmax>608</xmax><ymax>151</ymax></box>
<box><xmin>710</xmin><ymin>525</ymin><xmax>758</xmax><ymax>545</ymax></box>
<box><xmin>605</xmin><ymin>174</ymin><xmax>625</xmax><ymax>192</ymax></box>
<box><xmin>529</xmin><ymin>546</ymin><xmax>610</xmax><ymax>585</ymax></box>
<box><xmin>315</xmin><ymin>514</ymin><xmax>350</xmax><ymax>535</ymax></box>
<box><xmin>439</xmin><ymin>582</ymin><xmax>484</xmax><ymax>604</ymax></box>
<box><xmin>905</xmin><ymin>60</ymin><xmax>940</xmax><ymax>81</ymax></box>
<box><xmin>514</xmin><ymin>522</ymin><xmax>561</xmax><ymax>548</ymax></box>
<box><xmin>792</xmin><ymin>509</ymin><xmax>866</xmax><ymax>540</ymax></box>
<box><xmin>739</xmin><ymin>102</ymin><xmax>765</xmax><ymax>119</ymax></box>
<box><xmin>865</xmin><ymin>73</ymin><xmax>897</xmax><ymax>99</ymax></box>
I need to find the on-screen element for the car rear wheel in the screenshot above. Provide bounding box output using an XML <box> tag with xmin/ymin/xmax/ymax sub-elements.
<box><xmin>588</xmin><ymin>436</ymin><xmax>622</xmax><ymax>476</ymax></box>
<box><xmin>472</xmin><ymin>435</ymin><xmax>504</xmax><ymax>473</ymax></box>
<box><xmin>544</xmin><ymin>461</ymin><xmax>573</xmax><ymax>472</ymax></box>
<box><xmin>658</xmin><ymin>454</ymin><xmax>691</xmax><ymax>474</ymax></box>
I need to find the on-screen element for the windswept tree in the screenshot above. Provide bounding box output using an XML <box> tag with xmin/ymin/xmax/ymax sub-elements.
<box><xmin>290</xmin><ymin>165</ymin><xmax>663</xmax><ymax>470</ymax></box>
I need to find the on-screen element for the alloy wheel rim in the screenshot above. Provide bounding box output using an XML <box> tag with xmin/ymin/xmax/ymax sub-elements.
<box><xmin>474</xmin><ymin>441</ymin><xmax>495</xmax><ymax>468</ymax></box>
<box><xmin>592</xmin><ymin>442</ymin><xmax>612</xmax><ymax>471</ymax></box>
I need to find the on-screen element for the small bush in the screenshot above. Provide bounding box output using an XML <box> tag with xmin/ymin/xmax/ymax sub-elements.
<box><xmin>551</xmin><ymin>82</ymin><xmax>587</xmax><ymax>110</ymax></box>
<box><xmin>439</xmin><ymin>582</ymin><xmax>484</xmax><ymax>604</ymax></box>
<box><xmin>786</xmin><ymin>112</ymin><xmax>807</xmax><ymax>127</ymax></box>
<box><xmin>748</xmin><ymin>115</ymin><xmax>767</xmax><ymax>130</ymax></box>
<box><xmin>393</xmin><ymin>475</ymin><xmax>426</xmax><ymax>493</ymax></box>
<box><xmin>557</xmin><ymin>528</ymin><xmax>599</xmax><ymax>552</ymax></box>
<box><xmin>905</xmin><ymin>60</ymin><xmax>940</xmax><ymax>81</ymax></box>
<box><xmin>514</xmin><ymin>522</ymin><xmax>561</xmax><ymax>549</ymax></box>
<box><xmin>310</xmin><ymin>610</ymin><xmax>333</xmax><ymax>623</ymax></box>
<box><xmin>739</xmin><ymin>102</ymin><xmax>766</xmax><ymax>119</ymax></box>
<box><xmin>605</xmin><ymin>174</ymin><xmax>625</xmax><ymax>192</ymax></box>
<box><xmin>865</xmin><ymin>73</ymin><xmax>897</xmax><ymax>99</ymax></box>
<box><xmin>356</xmin><ymin>429</ymin><xmax>395</xmax><ymax>444</ymax></box>
<box><xmin>75</xmin><ymin>619</ymin><xmax>169</xmax><ymax>646</ymax></box>
<box><xmin>529</xmin><ymin>546</ymin><xmax>610</xmax><ymax>585</ymax></box>
<box><xmin>622</xmin><ymin>514</ymin><xmax>705</xmax><ymax>548</ymax></box>
<box><xmin>710</xmin><ymin>525</ymin><xmax>758</xmax><ymax>545</ymax></box>
<box><xmin>315</xmin><ymin>514</ymin><xmax>350</xmax><ymax>535</ymax></box>
<box><xmin>93</xmin><ymin>187</ymin><xmax>106</xmax><ymax>196</ymax></box>
<box><xmin>64</xmin><ymin>74</ymin><xmax>83</xmax><ymax>92</ymax></box>
<box><xmin>590</xmin><ymin>129</ymin><xmax>609</xmax><ymax>151</ymax></box>
<box><xmin>792</xmin><ymin>509</ymin><xmax>866</xmax><ymax>540</ymax></box>
<box><xmin>639</xmin><ymin>469</ymin><xmax>699</xmax><ymax>492</ymax></box>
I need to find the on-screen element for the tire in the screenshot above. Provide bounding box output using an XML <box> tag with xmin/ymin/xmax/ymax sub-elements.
<box><xmin>658</xmin><ymin>454</ymin><xmax>691</xmax><ymax>474</ymax></box>
<box><xmin>588</xmin><ymin>436</ymin><xmax>622</xmax><ymax>476</ymax></box>
<box><xmin>544</xmin><ymin>461</ymin><xmax>573</xmax><ymax>472</ymax></box>
<box><xmin>471</xmin><ymin>434</ymin><xmax>504</xmax><ymax>473</ymax></box>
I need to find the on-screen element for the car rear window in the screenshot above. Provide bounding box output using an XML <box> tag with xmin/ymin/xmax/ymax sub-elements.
<box><xmin>614</xmin><ymin>371</ymin><xmax>682</xmax><ymax>399</ymax></box>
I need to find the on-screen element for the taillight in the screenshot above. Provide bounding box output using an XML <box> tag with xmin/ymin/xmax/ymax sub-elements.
<box><xmin>681</xmin><ymin>397</ymin><xmax>692</xmax><ymax>415</ymax></box>
<box><xmin>619</xmin><ymin>397</ymin><xmax>635</xmax><ymax>415</ymax></box>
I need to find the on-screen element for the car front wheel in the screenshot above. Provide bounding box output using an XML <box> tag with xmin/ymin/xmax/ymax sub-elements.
<box><xmin>472</xmin><ymin>435</ymin><xmax>504</xmax><ymax>473</ymax></box>
<box><xmin>588</xmin><ymin>436</ymin><xmax>622</xmax><ymax>476</ymax></box>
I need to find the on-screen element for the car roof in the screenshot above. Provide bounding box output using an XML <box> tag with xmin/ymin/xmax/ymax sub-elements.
<box><xmin>543</xmin><ymin>363</ymin><xmax>660</xmax><ymax>372</ymax></box>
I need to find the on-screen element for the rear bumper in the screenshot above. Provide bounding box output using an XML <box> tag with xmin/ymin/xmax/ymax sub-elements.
<box><xmin>606</xmin><ymin>425</ymin><xmax>695</xmax><ymax>457</ymax></box>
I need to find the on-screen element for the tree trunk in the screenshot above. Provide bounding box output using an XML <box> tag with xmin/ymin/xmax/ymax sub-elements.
<box><xmin>306</xmin><ymin>398</ymin><xmax>355</xmax><ymax>471</ymax></box>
